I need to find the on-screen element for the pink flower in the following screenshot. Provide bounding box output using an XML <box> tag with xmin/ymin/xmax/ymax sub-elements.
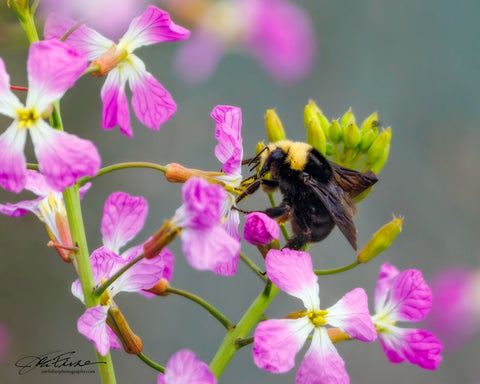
<box><xmin>244</xmin><ymin>212</ymin><xmax>279</xmax><ymax>246</ymax></box>
<box><xmin>172</xmin><ymin>177</ymin><xmax>240</xmax><ymax>275</ymax></box>
<box><xmin>372</xmin><ymin>262</ymin><xmax>443</xmax><ymax>370</ymax></box>
<box><xmin>73</xmin><ymin>192</ymin><xmax>174</xmax><ymax>355</ymax></box>
<box><xmin>174</xmin><ymin>0</ymin><xmax>316</xmax><ymax>85</ymax></box>
<box><xmin>0</xmin><ymin>40</ymin><xmax>100</xmax><ymax>193</ymax></box>
<box><xmin>157</xmin><ymin>349</ymin><xmax>217</xmax><ymax>384</ymax></box>
<box><xmin>427</xmin><ymin>266</ymin><xmax>480</xmax><ymax>351</ymax></box>
<box><xmin>44</xmin><ymin>6</ymin><xmax>190</xmax><ymax>138</ymax></box>
<box><xmin>252</xmin><ymin>249</ymin><xmax>377</xmax><ymax>384</ymax></box>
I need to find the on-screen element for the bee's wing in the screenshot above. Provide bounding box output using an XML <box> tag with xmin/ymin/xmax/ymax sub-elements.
<box><xmin>329</xmin><ymin>162</ymin><xmax>378</xmax><ymax>198</ymax></box>
<box><xmin>305</xmin><ymin>177</ymin><xmax>358</xmax><ymax>250</ymax></box>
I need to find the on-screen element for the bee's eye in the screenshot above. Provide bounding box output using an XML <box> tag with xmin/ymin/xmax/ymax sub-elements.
<box><xmin>270</xmin><ymin>149</ymin><xmax>285</xmax><ymax>161</ymax></box>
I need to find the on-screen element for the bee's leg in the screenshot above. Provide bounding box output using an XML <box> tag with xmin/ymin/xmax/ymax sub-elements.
<box><xmin>236</xmin><ymin>180</ymin><xmax>263</xmax><ymax>204</ymax></box>
<box><xmin>284</xmin><ymin>235</ymin><xmax>309</xmax><ymax>250</ymax></box>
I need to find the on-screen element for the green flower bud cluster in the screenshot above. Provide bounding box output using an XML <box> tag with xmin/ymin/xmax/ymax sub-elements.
<box><xmin>304</xmin><ymin>101</ymin><xmax>391</xmax><ymax>174</ymax></box>
<box><xmin>264</xmin><ymin>102</ymin><xmax>392</xmax><ymax>176</ymax></box>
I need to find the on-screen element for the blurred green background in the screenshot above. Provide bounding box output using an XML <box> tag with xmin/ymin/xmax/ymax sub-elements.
<box><xmin>0</xmin><ymin>0</ymin><xmax>479</xmax><ymax>383</ymax></box>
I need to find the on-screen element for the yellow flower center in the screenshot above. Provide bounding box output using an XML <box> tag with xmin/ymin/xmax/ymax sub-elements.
<box><xmin>307</xmin><ymin>310</ymin><xmax>329</xmax><ymax>326</ymax></box>
<box><xmin>17</xmin><ymin>108</ymin><xmax>39</xmax><ymax>129</ymax></box>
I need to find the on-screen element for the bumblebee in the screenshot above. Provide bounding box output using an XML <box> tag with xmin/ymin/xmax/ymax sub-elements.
<box><xmin>238</xmin><ymin>140</ymin><xmax>378</xmax><ymax>250</ymax></box>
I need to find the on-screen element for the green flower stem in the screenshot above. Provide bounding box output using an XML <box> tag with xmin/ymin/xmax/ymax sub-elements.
<box><xmin>94</xmin><ymin>253</ymin><xmax>145</xmax><ymax>297</ymax></box>
<box><xmin>234</xmin><ymin>336</ymin><xmax>254</xmax><ymax>349</ymax></box>
<box><xmin>78</xmin><ymin>162</ymin><xmax>168</xmax><ymax>186</ymax></box>
<box><xmin>19</xmin><ymin>7</ymin><xmax>40</xmax><ymax>43</ymax></box>
<box><xmin>165</xmin><ymin>287</ymin><xmax>234</xmax><ymax>330</ymax></box>
<box><xmin>137</xmin><ymin>353</ymin><xmax>165</xmax><ymax>373</ymax></box>
<box><xmin>63</xmin><ymin>185</ymin><xmax>117</xmax><ymax>384</ymax></box>
<box><xmin>239</xmin><ymin>252</ymin><xmax>267</xmax><ymax>282</ymax></box>
<box><xmin>209</xmin><ymin>281</ymin><xmax>279</xmax><ymax>378</ymax></box>
<box><xmin>314</xmin><ymin>260</ymin><xmax>361</xmax><ymax>275</ymax></box>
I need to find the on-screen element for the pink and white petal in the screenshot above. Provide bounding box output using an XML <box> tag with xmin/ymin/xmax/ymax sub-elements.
<box><xmin>175</xmin><ymin>31</ymin><xmax>225</xmax><ymax>84</ymax></box>
<box><xmin>77</xmin><ymin>305</ymin><xmax>120</xmax><ymax>356</ymax></box>
<box><xmin>120</xmin><ymin>6</ymin><xmax>190</xmax><ymax>51</ymax></box>
<box><xmin>181</xmin><ymin>227</ymin><xmax>240</xmax><ymax>274</ymax></box>
<box><xmin>221</xmin><ymin>206</ymin><xmax>241</xmax><ymax>242</ymax></box>
<box><xmin>0</xmin><ymin>123</ymin><xmax>28</xmax><ymax>193</ymax></box>
<box><xmin>30</xmin><ymin>121</ymin><xmax>101</xmax><ymax>191</ymax></box>
<box><xmin>379</xmin><ymin>328</ymin><xmax>442</xmax><ymax>370</ymax></box>
<box><xmin>253</xmin><ymin>317</ymin><xmax>313</xmax><ymax>374</ymax></box>
<box><xmin>325</xmin><ymin>288</ymin><xmax>377</xmax><ymax>343</ymax></box>
<box><xmin>24</xmin><ymin>169</ymin><xmax>51</xmax><ymax>196</ymax></box>
<box><xmin>265</xmin><ymin>249</ymin><xmax>320</xmax><ymax>311</ymax></box>
<box><xmin>0</xmin><ymin>58</ymin><xmax>23</xmax><ymax>118</ymax></box>
<box><xmin>163</xmin><ymin>349</ymin><xmax>217</xmax><ymax>384</ymax></box>
<box><xmin>389</xmin><ymin>269</ymin><xmax>432</xmax><ymax>322</ymax></box>
<box><xmin>26</xmin><ymin>40</ymin><xmax>87</xmax><ymax>111</ymax></box>
<box><xmin>101</xmin><ymin>70</ymin><xmax>132</xmax><ymax>137</ymax></box>
<box><xmin>71</xmin><ymin>277</ymin><xmax>84</xmax><ymax>303</ymax></box>
<box><xmin>0</xmin><ymin>196</ymin><xmax>43</xmax><ymax>217</ymax></box>
<box><xmin>296</xmin><ymin>328</ymin><xmax>349</xmax><ymax>384</ymax></box>
<box><xmin>138</xmin><ymin>247</ymin><xmax>175</xmax><ymax>298</ymax></box>
<box><xmin>129</xmin><ymin>58</ymin><xmax>176</xmax><ymax>130</ymax></box>
<box><xmin>101</xmin><ymin>191</ymin><xmax>148</xmax><ymax>253</ymax></box>
<box><xmin>44</xmin><ymin>13</ymin><xmax>114</xmax><ymax>60</ymax></box>
<box><xmin>211</xmin><ymin>105</ymin><xmax>243</xmax><ymax>176</ymax></box>
<box><xmin>374</xmin><ymin>262</ymin><xmax>400</xmax><ymax>314</ymax></box>
<box><xmin>113</xmin><ymin>256</ymin><xmax>166</xmax><ymax>295</ymax></box>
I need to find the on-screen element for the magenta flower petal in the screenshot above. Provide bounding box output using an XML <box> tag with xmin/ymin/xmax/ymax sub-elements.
<box><xmin>374</xmin><ymin>262</ymin><xmax>400</xmax><ymax>312</ymax></box>
<box><xmin>246</xmin><ymin>0</ymin><xmax>316</xmax><ymax>84</ymax></box>
<box><xmin>77</xmin><ymin>305</ymin><xmax>121</xmax><ymax>356</ymax></box>
<box><xmin>122</xmin><ymin>6</ymin><xmax>190</xmax><ymax>50</ymax></box>
<box><xmin>296</xmin><ymin>328</ymin><xmax>349</xmax><ymax>384</ymax></box>
<box><xmin>26</xmin><ymin>40</ymin><xmax>87</xmax><ymax>111</ymax></box>
<box><xmin>101</xmin><ymin>192</ymin><xmax>148</xmax><ymax>253</ymax></box>
<box><xmin>326</xmin><ymin>288</ymin><xmax>377</xmax><ymax>343</ymax></box>
<box><xmin>0</xmin><ymin>197</ymin><xmax>42</xmax><ymax>217</ymax></box>
<box><xmin>182</xmin><ymin>226</ymin><xmax>240</xmax><ymax>274</ymax></box>
<box><xmin>101</xmin><ymin>71</ymin><xmax>133</xmax><ymax>137</ymax></box>
<box><xmin>0</xmin><ymin>123</ymin><xmax>27</xmax><ymax>193</ymax></box>
<box><xmin>44</xmin><ymin>13</ymin><xmax>113</xmax><ymax>60</ymax></box>
<box><xmin>244</xmin><ymin>212</ymin><xmax>280</xmax><ymax>246</ymax></box>
<box><xmin>160</xmin><ymin>349</ymin><xmax>217</xmax><ymax>384</ymax></box>
<box><xmin>130</xmin><ymin>68</ymin><xmax>177</xmax><ymax>130</ymax></box>
<box><xmin>389</xmin><ymin>269</ymin><xmax>432</xmax><ymax>322</ymax></box>
<box><xmin>253</xmin><ymin>317</ymin><xmax>312</xmax><ymax>374</ymax></box>
<box><xmin>30</xmin><ymin>121</ymin><xmax>101</xmax><ymax>191</ymax></box>
<box><xmin>265</xmin><ymin>249</ymin><xmax>320</xmax><ymax>310</ymax></box>
<box><xmin>380</xmin><ymin>328</ymin><xmax>442</xmax><ymax>370</ymax></box>
<box><xmin>176</xmin><ymin>177</ymin><xmax>226</xmax><ymax>229</ymax></box>
<box><xmin>211</xmin><ymin>105</ymin><xmax>243</xmax><ymax>176</ymax></box>
<box><xmin>175</xmin><ymin>31</ymin><xmax>224</xmax><ymax>83</ymax></box>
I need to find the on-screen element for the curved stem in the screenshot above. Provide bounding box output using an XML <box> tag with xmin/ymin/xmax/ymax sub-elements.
<box><xmin>209</xmin><ymin>281</ymin><xmax>279</xmax><ymax>378</ymax></box>
<box><xmin>78</xmin><ymin>162</ymin><xmax>168</xmax><ymax>186</ymax></box>
<box><xmin>235</xmin><ymin>337</ymin><xmax>254</xmax><ymax>349</ymax></box>
<box><xmin>314</xmin><ymin>260</ymin><xmax>361</xmax><ymax>275</ymax></box>
<box><xmin>165</xmin><ymin>287</ymin><xmax>233</xmax><ymax>330</ymax></box>
<box><xmin>137</xmin><ymin>353</ymin><xmax>165</xmax><ymax>373</ymax></box>
<box><xmin>239</xmin><ymin>252</ymin><xmax>267</xmax><ymax>282</ymax></box>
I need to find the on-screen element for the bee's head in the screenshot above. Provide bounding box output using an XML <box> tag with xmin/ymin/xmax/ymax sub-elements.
<box><xmin>259</xmin><ymin>148</ymin><xmax>286</xmax><ymax>178</ymax></box>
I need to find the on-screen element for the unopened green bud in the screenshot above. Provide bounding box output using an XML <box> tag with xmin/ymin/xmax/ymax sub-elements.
<box><xmin>329</xmin><ymin>120</ymin><xmax>343</xmax><ymax>144</ymax></box>
<box><xmin>359</xmin><ymin>128</ymin><xmax>379</xmax><ymax>151</ymax></box>
<box><xmin>366</xmin><ymin>128</ymin><xmax>392</xmax><ymax>164</ymax></box>
<box><xmin>370</xmin><ymin>142</ymin><xmax>390</xmax><ymax>174</ymax></box>
<box><xmin>343</xmin><ymin>123</ymin><xmax>361</xmax><ymax>149</ymax></box>
<box><xmin>325</xmin><ymin>143</ymin><xmax>335</xmax><ymax>156</ymax></box>
<box><xmin>304</xmin><ymin>103</ymin><xmax>326</xmax><ymax>155</ymax></box>
<box><xmin>340</xmin><ymin>108</ymin><xmax>356</xmax><ymax>127</ymax></box>
<box><xmin>357</xmin><ymin>217</ymin><xmax>403</xmax><ymax>263</ymax></box>
<box><xmin>265</xmin><ymin>109</ymin><xmax>286</xmax><ymax>143</ymax></box>
<box><xmin>307</xmin><ymin>100</ymin><xmax>330</xmax><ymax>137</ymax></box>
<box><xmin>360</xmin><ymin>111</ymin><xmax>379</xmax><ymax>132</ymax></box>
<box><xmin>255</xmin><ymin>141</ymin><xmax>266</xmax><ymax>155</ymax></box>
